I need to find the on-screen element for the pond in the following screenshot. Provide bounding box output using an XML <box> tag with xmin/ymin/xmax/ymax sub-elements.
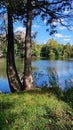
<box><xmin>0</xmin><ymin>58</ymin><xmax>73</xmax><ymax>93</ymax></box>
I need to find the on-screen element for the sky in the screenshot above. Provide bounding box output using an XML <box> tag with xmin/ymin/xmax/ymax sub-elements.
<box><xmin>14</xmin><ymin>16</ymin><xmax>73</xmax><ymax>45</ymax></box>
<box><xmin>0</xmin><ymin>7</ymin><xmax>73</xmax><ymax>45</ymax></box>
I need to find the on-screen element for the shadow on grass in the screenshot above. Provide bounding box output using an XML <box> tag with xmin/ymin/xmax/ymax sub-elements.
<box><xmin>43</xmin><ymin>105</ymin><xmax>73</xmax><ymax>130</ymax></box>
<box><xmin>22</xmin><ymin>87</ymin><xmax>63</xmax><ymax>99</ymax></box>
<box><xmin>0</xmin><ymin>101</ymin><xmax>14</xmax><ymax>111</ymax></box>
<box><xmin>63</xmin><ymin>87</ymin><xmax>73</xmax><ymax>109</ymax></box>
<box><xmin>0</xmin><ymin>101</ymin><xmax>17</xmax><ymax>130</ymax></box>
<box><xmin>24</xmin><ymin>87</ymin><xmax>73</xmax><ymax>105</ymax></box>
<box><xmin>21</xmin><ymin>87</ymin><xmax>73</xmax><ymax>111</ymax></box>
<box><xmin>17</xmin><ymin>87</ymin><xmax>52</xmax><ymax>97</ymax></box>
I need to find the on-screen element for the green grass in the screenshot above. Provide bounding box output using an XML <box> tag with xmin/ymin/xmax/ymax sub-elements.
<box><xmin>0</xmin><ymin>87</ymin><xmax>73</xmax><ymax>130</ymax></box>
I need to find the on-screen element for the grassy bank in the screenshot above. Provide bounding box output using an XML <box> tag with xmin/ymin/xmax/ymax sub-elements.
<box><xmin>0</xmin><ymin>88</ymin><xmax>73</xmax><ymax>130</ymax></box>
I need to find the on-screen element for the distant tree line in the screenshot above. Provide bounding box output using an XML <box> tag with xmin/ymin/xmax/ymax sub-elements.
<box><xmin>0</xmin><ymin>35</ymin><xmax>73</xmax><ymax>59</ymax></box>
<box><xmin>41</xmin><ymin>39</ymin><xmax>73</xmax><ymax>59</ymax></box>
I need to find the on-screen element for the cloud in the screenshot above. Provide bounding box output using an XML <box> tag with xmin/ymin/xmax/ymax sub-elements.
<box><xmin>43</xmin><ymin>19</ymin><xmax>47</xmax><ymax>24</ymax></box>
<box><xmin>44</xmin><ymin>19</ymin><xmax>60</xmax><ymax>25</ymax></box>
<box><xmin>32</xmin><ymin>24</ymin><xmax>40</xmax><ymax>28</ymax></box>
<box><xmin>51</xmin><ymin>19</ymin><xmax>67</xmax><ymax>31</ymax></box>
<box><xmin>58</xmin><ymin>26</ymin><xmax>66</xmax><ymax>30</ymax></box>
<box><xmin>15</xmin><ymin>26</ymin><xmax>36</xmax><ymax>38</ymax></box>
<box><xmin>54</xmin><ymin>33</ymin><xmax>70</xmax><ymax>38</ymax></box>
<box><xmin>63</xmin><ymin>38</ymin><xmax>71</xmax><ymax>41</ymax></box>
<box><xmin>60</xmin><ymin>19</ymin><xmax>67</xmax><ymax>25</ymax></box>
<box><xmin>52</xmin><ymin>19</ymin><xmax>67</xmax><ymax>28</ymax></box>
<box><xmin>54</xmin><ymin>33</ymin><xmax>64</xmax><ymax>38</ymax></box>
<box><xmin>52</xmin><ymin>19</ymin><xmax>60</xmax><ymax>26</ymax></box>
<box><xmin>15</xmin><ymin>27</ymin><xmax>26</xmax><ymax>33</ymax></box>
<box><xmin>69</xmin><ymin>26</ymin><xmax>73</xmax><ymax>31</ymax></box>
<box><xmin>64</xmin><ymin>10</ymin><xmax>70</xmax><ymax>14</ymax></box>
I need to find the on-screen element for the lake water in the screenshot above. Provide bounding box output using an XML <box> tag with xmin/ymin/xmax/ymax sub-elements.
<box><xmin>0</xmin><ymin>59</ymin><xmax>73</xmax><ymax>93</ymax></box>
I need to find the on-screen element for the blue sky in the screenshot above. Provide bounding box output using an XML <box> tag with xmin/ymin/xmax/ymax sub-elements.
<box><xmin>14</xmin><ymin>17</ymin><xmax>73</xmax><ymax>45</ymax></box>
<box><xmin>0</xmin><ymin>1</ymin><xmax>73</xmax><ymax>45</ymax></box>
<box><xmin>0</xmin><ymin>8</ymin><xmax>73</xmax><ymax>45</ymax></box>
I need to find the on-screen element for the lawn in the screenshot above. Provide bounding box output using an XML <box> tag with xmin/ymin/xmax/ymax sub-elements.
<box><xmin>0</xmin><ymin>87</ymin><xmax>73</xmax><ymax>130</ymax></box>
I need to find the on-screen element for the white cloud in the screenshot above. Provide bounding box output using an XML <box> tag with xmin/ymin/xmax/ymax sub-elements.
<box><xmin>52</xmin><ymin>19</ymin><xmax>67</xmax><ymax>27</ymax></box>
<box><xmin>44</xmin><ymin>19</ymin><xmax>60</xmax><ymax>25</ymax></box>
<box><xmin>54</xmin><ymin>33</ymin><xmax>64</xmax><ymax>38</ymax></box>
<box><xmin>32</xmin><ymin>24</ymin><xmax>40</xmax><ymax>28</ymax></box>
<box><xmin>69</xmin><ymin>26</ymin><xmax>73</xmax><ymax>31</ymax></box>
<box><xmin>54</xmin><ymin>33</ymin><xmax>71</xmax><ymax>43</ymax></box>
<box><xmin>15</xmin><ymin>26</ymin><xmax>36</xmax><ymax>38</ymax></box>
<box><xmin>60</xmin><ymin>19</ymin><xmax>67</xmax><ymax>25</ymax></box>
<box><xmin>64</xmin><ymin>10</ymin><xmax>70</xmax><ymax>14</ymax></box>
<box><xmin>51</xmin><ymin>19</ymin><xmax>66</xmax><ymax>31</ymax></box>
<box><xmin>58</xmin><ymin>26</ymin><xmax>66</xmax><ymax>30</ymax></box>
<box><xmin>54</xmin><ymin>33</ymin><xmax>70</xmax><ymax>39</ymax></box>
<box><xmin>52</xmin><ymin>19</ymin><xmax>60</xmax><ymax>26</ymax></box>
<box><xmin>63</xmin><ymin>38</ymin><xmax>71</xmax><ymax>41</ymax></box>
<box><xmin>43</xmin><ymin>19</ymin><xmax>47</xmax><ymax>24</ymax></box>
<box><xmin>15</xmin><ymin>27</ymin><xmax>26</xmax><ymax>33</ymax></box>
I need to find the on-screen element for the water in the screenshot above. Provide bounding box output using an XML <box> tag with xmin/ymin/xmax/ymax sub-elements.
<box><xmin>32</xmin><ymin>60</ymin><xmax>73</xmax><ymax>90</ymax></box>
<box><xmin>0</xmin><ymin>59</ymin><xmax>73</xmax><ymax>92</ymax></box>
<box><xmin>0</xmin><ymin>78</ymin><xmax>10</xmax><ymax>93</ymax></box>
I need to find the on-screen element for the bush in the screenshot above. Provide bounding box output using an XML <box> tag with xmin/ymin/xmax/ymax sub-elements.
<box><xmin>63</xmin><ymin>79</ymin><xmax>73</xmax><ymax>106</ymax></box>
<box><xmin>49</xmin><ymin>72</ymin><xmax>63</xmax><ymax>99</ymax></box>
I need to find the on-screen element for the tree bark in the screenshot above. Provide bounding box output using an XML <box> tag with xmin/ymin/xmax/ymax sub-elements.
<box><xmin>6</xmin><ymin>5</ymin><xmax>23</xmax><ymax>92</ymax></box>
<box><xmin>23</xmin><ymin>0</ymin><xmax>34</xmax><ymax>90</ymax></box>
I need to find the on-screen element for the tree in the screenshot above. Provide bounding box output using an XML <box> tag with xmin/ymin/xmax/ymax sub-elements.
<box><xmin>23</xmin><ymin>0</ymin><xmax>34</xmax><ymax>90</ymax></box>
<box><xmin>0</xmin><ymin>34</ymin><xmax>7</xmax><ymax>58</ymax></box>
<box><xmin>7</xmin><ymin>4</ymin><xmax>23</xmax><ymax>92</ymax></box>
<box><xmin>22</xmin><ymin>0</ymin><xmax>73</xmax><ymax>90</ymax></box>
<box><xmin>32</xmin><ymin>41</ymin><xmax>41</xmax><ymax>57</ymax></box>
<box><xmin>14</xmin><ymin>31</ymin><xmax>25</xmax><ymax>58</ymax></box>
<box><xmin>0</xmin><ymin>0</ymin><xmax>25</xmax><ymax>92</ymax></box>
<box><xmin>64</xmin><ymin>43</ymin><xmax>72</xmax><ymax>57</ymax></box>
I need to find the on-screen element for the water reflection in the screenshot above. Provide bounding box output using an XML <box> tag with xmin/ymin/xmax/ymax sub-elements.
<box><xmin>0</xmin><ymin>78</ymin><xmax>10</xmax><ymax>93</ymax></box>
<box><xmin>32</xmin><ymin>60</ymin><xmax>73</xmax><ymax>90</ymax></box>
<box><xmin>0</xmin><ymin>59</ymin><xmax>73</xmax><ymax>92</ymax></box>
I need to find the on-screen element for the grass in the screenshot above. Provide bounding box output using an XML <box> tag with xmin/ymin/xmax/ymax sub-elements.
<box><xmin>0</xmin><ymin>87</ymin><xmax>73</xmax><ymax>130</ymax></box>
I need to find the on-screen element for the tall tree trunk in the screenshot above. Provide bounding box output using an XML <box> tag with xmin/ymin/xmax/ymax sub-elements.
<box><xmin>23</xmin><ymin>0</ymin><xmax>34</xmax><ymax>90</ymax></box>
<box><xmin>6</xmin><ymin>6</ymin><xmax>23</xmax><ymax>92</ymax></box>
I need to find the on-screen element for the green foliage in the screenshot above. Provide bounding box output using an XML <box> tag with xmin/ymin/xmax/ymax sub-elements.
<box><xmin>49</xmin><ymin>72</ymin><xmax>59</xmax><ymax>88</ymax></box>
<box><xmin>63</xmin><ymin>80</ymin><xmax>73</xmax><ymax>108</ymax></box>
<box><xmin>64</xmin><ymin>87</ymin><xmax>73</xmax><ymax>108</ymax></box>
<box><xmin>0</xmin><ymin>36</ymin><xmax>73</xmax><ymax>59</ymax></box>
<box><xmin>49</xmin><ymin>72</ymin><xmax>63</xmax><ymax>99</ymax></box>
<box><xmin>41</xmin><ymin>39</ymin><xmax>73</xmax><ymax>59</ymax></box>
<box><xmin>0</xmin><ymin>88</ymin><xmax>73</xmax><ymax>130</ymax></box>
<box><xmin>0</xmin><ymin>58</ymin><xmax>6</xmax><ymax>77</ymax></box>
<box><xmin>32</xmin><ymin>41</ymin><xmax>41</xmax><ymax>58</ymax></box>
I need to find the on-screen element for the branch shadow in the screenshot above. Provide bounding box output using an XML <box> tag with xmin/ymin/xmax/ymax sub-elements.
<box><xmin>0</xmin><ymin>101</ymin><xmax>17</xmax><ymax>130</ymax></box>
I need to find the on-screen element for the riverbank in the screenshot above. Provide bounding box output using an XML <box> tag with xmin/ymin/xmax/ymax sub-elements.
<box><xmin>0</xmin><ymin>87</ymin><xmax>73</xmax><ymax>130</ymax></box>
